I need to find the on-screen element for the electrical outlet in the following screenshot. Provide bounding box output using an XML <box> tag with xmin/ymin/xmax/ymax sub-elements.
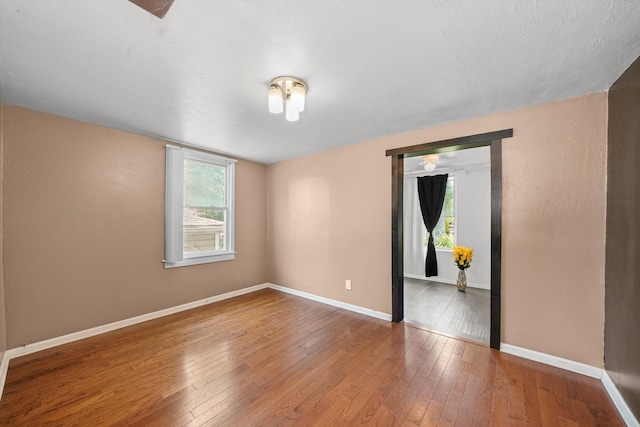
<box><xmin>345</xmin><ymin>280</ymin><xmax>352</xmax><ymax>290</ymax></box>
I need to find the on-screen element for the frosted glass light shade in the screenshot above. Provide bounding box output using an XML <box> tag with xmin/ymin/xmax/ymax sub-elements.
<box><xmin>268</xmin><ymin>86</ymin><xmax>284</xmax><ymax>114</ymax></box>
<box><xmin>268</xmin><ymin>76</ymin><xmax>307</xmax><ymax>121</ymax></box>
<box><xmin>285</xmin><ymin>99</ymin><xmax>299</xmax><ymax>121</ymax></box>
<box><xmin>290</xmin><ymin>84</ymin><xmax>306</xmax><ymax>112</ymax></box>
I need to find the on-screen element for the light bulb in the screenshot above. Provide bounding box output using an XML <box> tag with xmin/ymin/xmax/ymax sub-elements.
<box><xmin>290</xmin><ymin>83</ymin><xmax>305</xmax><ymax>112</ymax></box>
<box><xmin>424</xmin><ymin>162</ymin><xmax>436</xmax><ymax>172</ymax></box>
<box><xmin>268</xmin><ymin>85</ymin><xmax>283</xmax><ymax>114</ymax></box>
<box><xmin>285</xmin><ymin>98</ymin><xmax>299</xmax><ymax>121</ymax></box>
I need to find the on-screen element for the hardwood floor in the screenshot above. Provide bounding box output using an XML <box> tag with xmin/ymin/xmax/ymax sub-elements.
<box><xmin>0</xmin><ymin>289</ymin><xmax>623</xmax><ymax>426</ymax></box>
<box><xmin>404</xmin><ymin>277</ymin><xmax>490</xmax><ymax>344</ymax></box>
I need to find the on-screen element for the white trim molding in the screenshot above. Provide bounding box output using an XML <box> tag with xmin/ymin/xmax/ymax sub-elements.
<box><xmin>500</xmin><ymin>343</ymin><xmax>603</xmax><ymax>379</ymax></box>
<box><xmin>0</xmin><ymin>283</ymin><xmax>269</xmax><ymax>399</ymax></box>
<box><xmin>0</xmin><ymin>282</ymin><xmax>390</xmax><ymax>399</ymax></box>
<box><xmin>501</xmin><ymin>343</ymin><xmax>639</xmax><ymax>426</ymax></box>
<box><xmin>267</xmin><ymin>283</ymin><xmax>392</xmax><ymax>322</ymax></box>
<box><xmin>1</xmin><ymin>282</ymin><xmax>637</xmax><ymax>427</ymax></box>
<box><xmin>602</xmin><ymin>371</ymin><xmax>640</xmax><ymax>427</ymax></box>
<box><xmin>0</xmin><ymin>352</ymin><xmax>9</xmax><ymax>400</ymax></box>
<box><xmin>5</xmin><ymin>283</ymin><xmax>270</xmax><ymax>361</ymax></box>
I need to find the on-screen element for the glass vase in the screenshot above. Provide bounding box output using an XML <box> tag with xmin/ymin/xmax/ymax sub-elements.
<box><xmin>457</xmin><ymin>269</ymin><xmax>467</xmax><ymax>292</ymax></box>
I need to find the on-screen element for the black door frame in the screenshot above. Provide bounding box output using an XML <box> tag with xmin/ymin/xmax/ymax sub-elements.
<box><xmin>386</xmin><ymin>129</ymin><xmax>513</xmax><ymax>349</ymax></box>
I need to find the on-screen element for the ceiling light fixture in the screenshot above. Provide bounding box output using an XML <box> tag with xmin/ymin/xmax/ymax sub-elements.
<box><xmin>423</xmin><ymin>154</ymin><xmax>439</xmax><ymax>172</ymax></box>
<box><xmin>268</xmin><ymin>76</ymin><xmax>307</xmax><ymax>122</ymax></box>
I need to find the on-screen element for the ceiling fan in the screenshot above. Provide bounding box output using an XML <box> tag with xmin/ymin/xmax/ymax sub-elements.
<box><xmin>129</xmin><ymin>0</ymin><xmax>175</xmax><ymax>19</ymax></box>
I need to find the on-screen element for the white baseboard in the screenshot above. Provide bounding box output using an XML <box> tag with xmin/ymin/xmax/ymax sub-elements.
<box><xmin>1</xmin><ymin>283</ymin><xmax>637</xmax><ymax>427</ymax></box>
<box><xmin>267</xmin><ymin>283</ymin><xmax>392</xmax><ymax>322</ymax></box>
<box><xmin>0</xmin><ymin>283</ymin><xmax>270</xmax><ymax>399</ymax></box>
<box><xmin>0</xmin><ymin>352</ymin><xmax>9</xmax><ymax>401</ymax></box>
<box><xmin>602</xmin><ymin>371</ymin><xmax>640</xmax><ymax>426</ymax></box>
<box><xmin>4</xmin><ymin>283</ymin><xmax>270</xmax><ymax>361</ymax></box>
<box><xmin>0</xmin><ymin>282</ymin><xmax>390</xmax><ymax>399</ymax></box>
<box><xmin>500</xmin><ymin>343</ymin><xmax>603</xmax><ymax>379</ymax></box>
<box><xmin>2</xmin><ymin>282</ymin><xmax>387</xmax><ymax>365</ymax></box>
<box><xmin>404</xmin><ymin>273</ymin><xmax>490</xmax><ymax>290</ymax></box>
<box><xmin>501</xmin><ymin>343</ymin><xmax>639</xmax><ymax>426</ymax></box>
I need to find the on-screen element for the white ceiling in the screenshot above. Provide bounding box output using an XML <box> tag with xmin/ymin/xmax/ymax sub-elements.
<box><xmin>1</xmin><ymin>1</ymin><xmax>639</xmax><ymax>164</ymax></box>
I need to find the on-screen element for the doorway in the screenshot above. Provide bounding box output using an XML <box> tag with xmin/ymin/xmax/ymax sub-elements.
<box><xmin>385</xmin><ymin>129</ymin><xmax>513</xmax><ymax>349</ymax></box>
<box><xmin>403</xmin><ymin>146</ymin><xmax>491</xmax><ymax>344</ymax></box>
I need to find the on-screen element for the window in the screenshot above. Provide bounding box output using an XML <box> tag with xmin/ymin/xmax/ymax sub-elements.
<box><xmin>165</xmin><ymin>146</ymin><xmax>236</xmax><ymax>268</ymax></box>
<box><xmin>425</xmin><ymin>176</ymin><xmax>455</xmax><ymax>249</ymax></box>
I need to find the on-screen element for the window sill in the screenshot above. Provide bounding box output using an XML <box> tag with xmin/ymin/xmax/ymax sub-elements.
<box><xmin>165</xmin><ymin>252</ymin><xmax>236</xmax><ymax>269</ymax></box>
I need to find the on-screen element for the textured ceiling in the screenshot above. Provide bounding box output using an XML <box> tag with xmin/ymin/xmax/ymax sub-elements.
<box><xmin>1</xmin><ymin>1</ymin><xmax>639</xmax><ymax>164</ymax></box>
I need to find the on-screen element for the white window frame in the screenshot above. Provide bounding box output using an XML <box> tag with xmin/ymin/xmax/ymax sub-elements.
<box><xmin>165</xmin><ymin>145</ymin><xmax>236</xmax><ymax>268</ymax></box>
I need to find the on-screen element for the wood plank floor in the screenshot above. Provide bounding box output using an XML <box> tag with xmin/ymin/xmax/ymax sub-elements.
<box><xmin>404</xmin><ymin>277</ymin><xmax>490</xmax><ymax>344</ymax></box>
<box><xmin>0</xmin><ymin>289</ymin><xmax>623</xmax><ymax>426</ymax></box>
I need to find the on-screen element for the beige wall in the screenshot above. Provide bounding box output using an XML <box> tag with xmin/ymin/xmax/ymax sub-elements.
<box><xmin>1</xmin><ymin>93</ymin><xmax>608</xmax><ymax>367</ymax></box>
<box><xmin>2</xmin><ymin>105</ymin><xmax>267</xmax><ymax>348</ymax></box>
<box><xmin>267</xmin><ymin>92</ymin><xmax>608</xmax><ymax>367</ymax></box>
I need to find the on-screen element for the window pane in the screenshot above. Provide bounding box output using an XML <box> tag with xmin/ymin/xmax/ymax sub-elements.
<box><xmin>427</xmin><ymin>177</ymin><xmax>455</xmax><ymax>249</ymax></box>
<box><xmin>184</xmin><ymin>159</ymin><xmax>225</xmax><ymax>208</ymax></box>
<box><xmin>183</xmin><ymin>159</ymin><xmax>226</xmax><ymax>254</ymax></box>
<box><xmin>183</xmin><ymin>207</ymin><xmax>225</xmax><ymax>253</ymax></box>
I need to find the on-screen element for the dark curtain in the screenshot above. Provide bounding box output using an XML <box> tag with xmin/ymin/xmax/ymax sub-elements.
<box><xmin>417</xmin><ymin>174</ymin><xmax>449</xmax><ymax>277</ymax></box>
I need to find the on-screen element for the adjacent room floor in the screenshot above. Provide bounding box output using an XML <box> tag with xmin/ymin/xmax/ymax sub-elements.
<box><xmin>404</xmin><ymin>276</ymin><xmax>490</xmax><ymax>344</ymax></box>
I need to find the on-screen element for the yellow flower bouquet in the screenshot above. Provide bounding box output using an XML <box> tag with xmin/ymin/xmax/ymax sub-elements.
<box><xmin>453</xmin><ymin>246</ymin><xmax>473</xmax><ymax>270</ymax></box>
